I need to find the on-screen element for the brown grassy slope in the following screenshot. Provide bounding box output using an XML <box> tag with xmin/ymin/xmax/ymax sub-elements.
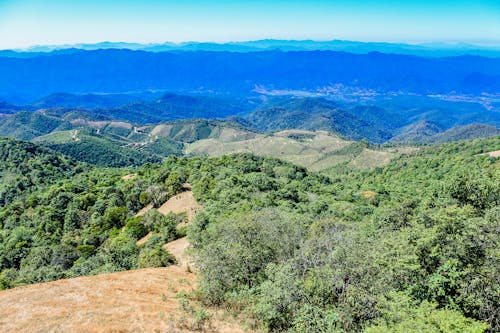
<box><xmin>0</xmin><ymin>267</ymin><xmax>194</xmax><ymax>333</ymax></box>
<box><xmin>0</xmin><ymin>190</ymin><xmax>249</xmax><ymax>333</ymax></box>
<box><xmin>186</xmin><ymin>129</ymin><xmax>412</xmax><ymax>171</ymax></box>
<box><xmin>157</xmin><ymin>192</ymin><xmax>201</xmax><ymax>223</ymax></box>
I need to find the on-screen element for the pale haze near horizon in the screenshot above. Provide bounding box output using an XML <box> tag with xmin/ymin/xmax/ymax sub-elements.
<box><xmin>0</xmin><ymin>0</ymin><xmax>499</xmax><ymax>49</ymax></box>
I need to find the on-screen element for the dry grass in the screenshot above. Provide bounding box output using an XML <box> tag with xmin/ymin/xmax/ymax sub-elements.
<box><xmin>0</xmin><ymin>267</ymin><xmax>194</xmax><ymax>332</ymax></box>
<box><xmin>157</xmin><ymin>192</ymin><xmax>201</xmax><ymax>223</ymax></box>
<box><xmin>0</xmin><ymin>191</ymin><xmax>251</xmax><ymax>333</ymax></box>
<box><xmin>0</xmin><ymin>267</ymin><xmax>247</xmax><ymax>333</ymax></box>
<box><xmin>185</xmin><ymin>130</ymin><xmax>403</xmax><ymax>170</ymax></box>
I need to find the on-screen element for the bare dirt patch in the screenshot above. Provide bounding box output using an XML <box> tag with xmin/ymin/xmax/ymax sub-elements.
<box><xmin>122</xmin><ymin>173</ymin><xmax>137</xmax><ymax>181</ymax></box>
<box><xmin>135</xmin><ymin>203</ymin><xmax>154</xmax><ymax>217</ymax></box>
<box><xmin>165</xmin><ymin>237</ymin><xmax>193</xmax><ymax>270</ymax></box>
<box><xmin>158</xmin><ymin>191</ymin><xmax>201</xmax><ymax>223</ymax></box>
<box><xmin>484</xmin><ymin>150</ymin><xmax>500</xmax><ymax>158</ymax></box>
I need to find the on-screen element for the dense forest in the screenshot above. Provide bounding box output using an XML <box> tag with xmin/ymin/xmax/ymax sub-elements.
<box><xmin>0</xmin><ymin>136</ymin><xmax>498</xmax><ymax>332</ymax></box>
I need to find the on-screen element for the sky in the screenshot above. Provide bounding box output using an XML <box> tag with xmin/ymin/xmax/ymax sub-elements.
<box><xmin>0</xmin><ymin>0</ymin><xmax>499</xmax><ymax>49</ymax></box>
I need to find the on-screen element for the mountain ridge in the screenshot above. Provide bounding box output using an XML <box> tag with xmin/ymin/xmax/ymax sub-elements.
<box><xmin>4</xmin><ymin>39</ymin><xmax>500</xmax><ymax>57</ymax></box>
<box><xmin>1</xmin><ymin>49</ymin><xmax>499</xmax><ymax>103</ymax></box>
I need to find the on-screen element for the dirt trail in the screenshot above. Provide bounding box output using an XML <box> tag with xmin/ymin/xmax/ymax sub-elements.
<box><xmin>165</xmin><ymin>237</ymin><xmax>192</xmax><ymax>269</ymax></box>
<box><xmin>157</xmin><ymin>191</ymin><xmax>201</xmax><ymax>268</ymax></box>
<box><xmin>122</xmin><ymin>173</ymin><xmax>137</xmax><ymax>181</ymax></box>
<box><xmin>136</xmin><ymin>190</ymin><xmax>200</xmax><ymax>251</ymax></box>
<box><xmin>134</xmin><ymin>190</ymin><xmax>200</xmax><ymax>220</ymax></box>
<box><xmin>0</xmin><ymin>191</ymin><xmax>251</xmax><ymax>332</ymax></box>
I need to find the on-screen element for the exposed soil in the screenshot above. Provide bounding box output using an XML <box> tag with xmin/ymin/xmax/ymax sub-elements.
<box><xmin>0</xmin><ymin>267</ymin><xmax>246</xmax><ymax>333</ymax></box>
<box><xmin>158</xmin><ymin>192</ymin><xmax>201</xmax><ymax>223</ymax></box>
<box><xmin>122</xmin><ymin>173</ymin><xmax>138</xmax><ymax>181</ymax></box>
<box><xmin>486</xmin><ymin>150</ymin><xmax>500</xmax><ymax>158</ymax></box>
<box><xmin>0</xmin><ymin>190</ymin><xmax>250</xmax><ymax>333</ymax></box>
<box><xmin>165</xmin><ymin>237</ymin><xmax>193</xmax><ymax>270</ymax></box>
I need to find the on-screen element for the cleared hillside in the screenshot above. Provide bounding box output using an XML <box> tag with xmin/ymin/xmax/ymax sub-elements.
<box><xmin>186</xmin><ymin>129</ymin><xmax>411</xmax><ymax>171</ymax></box>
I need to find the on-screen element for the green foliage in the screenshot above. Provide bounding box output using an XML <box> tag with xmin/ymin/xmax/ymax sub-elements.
<box><xmin>124</xmin><ymin>216</ymin><xmax>148</xmax><ymax>239</ymax></box>
<box><xmin>138</xmin><ymin>243</ymin><xmax>176</xmax><ymax>268</ymax></box>
<box><xmin>187</xmin><ymin>137</ymin><xmax>499</xmax><ymax>332</ymax></box>
<box><xmin>142</xmin><ymin>209</ymin><xmax>179</xmax><ymax>240</ymax></box>
<box><xmin>47</xmin><ymin>135</ymin><xmax>162</xmax><ymax>167</ymax></box>
<box><xmin>0</xmin><ymin>112</ymin><xmax>67</xmax><ymax>140</ymax></box>
<box><xmin>365</xmin><ymin>293</ymin><xmax>489</xmax><ymax>333</ymax></box>
<box><xmin>195</xmin><ymin>209</ymin><xmax>308</xmax><ymax>303</ymax></box>
<box><xmin>0</xmin><ymin>136</ymin><xmax>498</xmax><ymax>333</ymax></box>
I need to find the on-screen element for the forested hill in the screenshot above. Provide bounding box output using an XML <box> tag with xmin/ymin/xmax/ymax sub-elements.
<box><xmin>0</xmin><ymin>138</ymin><xmax>84</xmax><ymax>206</ymax></box>
<box><xmin>0</xmin><ymin>136</ymin><xmax>498</xmax><ymax>332</ymax></box>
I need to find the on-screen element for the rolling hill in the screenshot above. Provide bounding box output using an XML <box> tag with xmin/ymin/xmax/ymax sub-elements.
<box><xmin>186</xmin><ymin>129</ymin><xmax>411</xmax><ymax>171</ymax></box>
<box><xmin>391</xmin><ymin>122</ymin><xmax>500</xmax><ymax>144</ymax></box>
<box><xmin>246</xmin><ymin>98</ymin><xmax>394</xmax><ymax>143</ymax></box>
<box><xmin>0</xmin><ymin>95</ymin><xmax>498</xmax><ymax>171</ymax></box>
<box><xmin>27</xmin><ymin>115</ymin><xmax>410</xmax><ymax>170</ymax></box>
<box><xmin>424</xmin><ymin>123</ymin><xmax>500</xmax><ymax>143</ymax></box>
<box><xmin>2</xmin><ymin>93</ymin><xmax>499</xmax><ymax>144</ymax></box>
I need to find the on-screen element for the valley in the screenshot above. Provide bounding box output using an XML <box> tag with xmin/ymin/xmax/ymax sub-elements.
<box><xmin>0</xmin><ymin>34</ymin><xmax>499</xmax><ymax>333</ymax></box>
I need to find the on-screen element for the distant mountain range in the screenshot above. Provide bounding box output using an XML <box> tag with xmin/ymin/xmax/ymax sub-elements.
<box><xmin>1</xmin><ymin>49</ymin><xmax>499</xmax><ymax>103</ymax></box>
<box><xmin>3</xmin><ymin>39</ymin><xmax>500</xmax><ymax>57</ymax></box>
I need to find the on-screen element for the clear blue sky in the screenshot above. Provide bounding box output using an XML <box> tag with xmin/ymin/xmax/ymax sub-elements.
<box><xmin>0</xmin><ymin>0</ymin><xmax>499</xmax><ymax>49</ymax></box>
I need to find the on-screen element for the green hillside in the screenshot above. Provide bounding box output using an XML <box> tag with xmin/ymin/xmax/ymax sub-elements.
<box><xmin>426</xmin><ymin>123</ymin><xmax>500</xmax><ymax>143</ymax></box>
<box><xmin>246</xmin><ymin>98</ymin><xmax>394</xmax><ymax>143</ymax></box>
<box><xmin>389</xmin><ymin>120</ymin><xmax>443</xmax><ymax>143</ymax></box>
<box><xmin>391</xmin><ymin>122</ymin><xmax>500</xmax><ymax>144</ymax></box>
<box><xmin>0</xmin><ymin>107</ymin><xmax>497</xmax><ymax>173</ymax></box>
<box><xmin>0</xmin><ymin>111</ymin><xmax>71</xmax><ymax>140</ymax></box>
<box><xmin>0</xmin><ymin>138</ymin><xmax>83</xmax><ymax>206</ymax></box>
<box><xmin>0</xmin><ymin>136</ymin><xmax>498</xmax><ymax>332</ymax></box>
<box><xmin>12</xmin><ymin>112</ymin><xmax>401</xmax><ymax>171</ymax></box>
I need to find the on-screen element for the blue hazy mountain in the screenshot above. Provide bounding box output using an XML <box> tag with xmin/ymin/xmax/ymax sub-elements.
<box><xmin>1</xmin><ymin>49</ymin><xmax>499</xmax><ymax>102</ymax></box>
<box><xmin>3</xmin><ymin>39</ymin><xmax>500</xmax><ymax>57</ymax></box>
<box><xmin>33</xmin><ymin>92</ymin><xmax>164</xmax><ymax>109</ymax></box>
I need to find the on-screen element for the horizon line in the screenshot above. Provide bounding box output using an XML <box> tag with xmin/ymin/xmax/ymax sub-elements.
<box><xmin>5</xmin><ymin>38</ymin><xmax>500</xmax><ymax>52</ymax></box>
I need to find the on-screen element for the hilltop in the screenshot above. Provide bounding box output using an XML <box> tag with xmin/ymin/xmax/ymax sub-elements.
<box><xmin>0</xmin><ymin>110</ymin><xmax>409</xmax><ymax>170</ymax></box>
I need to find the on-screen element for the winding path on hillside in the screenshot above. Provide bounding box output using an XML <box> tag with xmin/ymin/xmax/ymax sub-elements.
<box><xmin>0</xmin><ymin>190</ymin><xmax>248</xmax><ymax>333</ymax></box>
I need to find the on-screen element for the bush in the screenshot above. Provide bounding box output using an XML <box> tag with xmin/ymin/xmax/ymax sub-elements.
<box><xmin>124</xmin><ymin>216</ymin><xmax>148</xmax><ymax>239</ymax></box>
<box><xmin>365</xmin><ymin>293</ymin><xmax>489</xmax><ymax>333</ymax></box>
<box><xmin>138</xmin><ymin>245</ymin><xmax>176</xmax><ymax>268</ymax></box>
